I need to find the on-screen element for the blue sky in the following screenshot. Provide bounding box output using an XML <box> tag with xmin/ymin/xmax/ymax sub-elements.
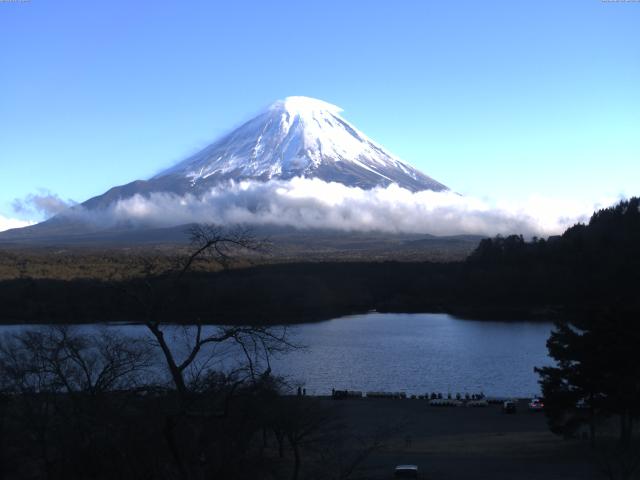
<box><xmin>1</xmin><ymin>0</ymin><xmax>639</xmax><ymax>226</ymax></box>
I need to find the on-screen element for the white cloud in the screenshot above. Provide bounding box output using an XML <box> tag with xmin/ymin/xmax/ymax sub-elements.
<box><xmin>60</xmin><ymin>178</ymin><xmax>615</xmax><ymax>237</ymax></box>
<box><xmin>0</xmin><ymin>215</ymin><xmax>34</xmax><ymax>233</ymax></box>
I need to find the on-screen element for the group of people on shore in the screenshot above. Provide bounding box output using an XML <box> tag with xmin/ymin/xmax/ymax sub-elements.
<box><xmin>428</xmin><ymin>392</ymin><xmax>485</xmax><ymax>401</ymax></box>
<box><xmin>331</xmin><ymin>388</ymin><xmax>486</xmax><ymax>400</ymax></box>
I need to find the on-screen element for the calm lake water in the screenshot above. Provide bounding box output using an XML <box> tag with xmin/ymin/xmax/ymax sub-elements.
<box><xmin>0</xmin><ymin>313</ymin><xmax>553</xmax><ymax>397</ymax></box>
<box><xmin>274</xmin><ymin>313</ymin><xmax>553</xmax><ymax>397</ymax></box>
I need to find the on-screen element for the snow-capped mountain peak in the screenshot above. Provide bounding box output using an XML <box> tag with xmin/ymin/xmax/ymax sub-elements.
<box><xmin>156</xmin><ymin>96</ymin><xmax>448</xmax><ymax>192</ymax></box>
<box><xmin>274</xmin><ymin>95</ymin><xmax>343</xmax><ymax>117</ymax></box>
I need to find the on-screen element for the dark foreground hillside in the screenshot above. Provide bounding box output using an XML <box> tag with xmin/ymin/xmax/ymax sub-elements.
<box><xmin>0</xmin><ymin>391</ymin><xmax>602</xmax><ymax>480</ymax></box>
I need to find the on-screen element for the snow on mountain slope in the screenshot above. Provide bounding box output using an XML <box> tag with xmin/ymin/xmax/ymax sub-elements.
<box><xmin>11</xmin><ymin>96</ymin><xmax>448</xmax><ymax>219</ymax></box>
<box><xmin>154</xmin><ymin>96</ymin><xmax>447</xmax><ymax>193</ymax></box>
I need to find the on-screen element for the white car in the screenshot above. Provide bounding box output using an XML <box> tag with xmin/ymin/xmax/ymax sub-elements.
<box><xmin>394</xmin><ymin>465</ymin><xmax>419</xmax><ymax>478</ymax></box>
<box><xmin>528</xmin><ymin>398</ymin><xmax>544</xmax><ymax>411</ymax></box>
<box><xmin>502</xmin><ymin>400</ymin><xmax>517</xmax><ymax>413</ymax></box>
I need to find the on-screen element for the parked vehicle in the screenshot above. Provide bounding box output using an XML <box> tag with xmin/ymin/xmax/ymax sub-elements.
<box><xmin>502</xmin><ymin>400</ymin><xmax>517</xmax><ymax>413</ymax></box>
<box><xmin>394</xmin><ymin>464</ymin><xmax>419</xmax><ymax>478</ymax></box>
<box><xmin>466</xmin><ymin>399</ymin><xmax>489</xmax><ymax>407</ymax></box>
<box><xmin>332</xmin><ymin>389</ymin><xmax>363</xmax><ymax>399</ymax></box>
<box><xmin>528</xmin><ymin>398</ymin><xmax>544</xmax><ymax>411</ymax></box>
<box><xmin>576</xmin><ymin>398</ymin><xmax>590</xmax><ymax>409</ymax></box>
<box><xmin>430</xmin><ymin>398</ymin><xmax>463</xmax><ymax>407</ymax></box>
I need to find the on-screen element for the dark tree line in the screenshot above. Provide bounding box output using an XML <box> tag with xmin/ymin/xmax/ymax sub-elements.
<box><xmin>468</xmin><ymin>197</ymin><xmax>640</xmax><ymax>311</ymax></box>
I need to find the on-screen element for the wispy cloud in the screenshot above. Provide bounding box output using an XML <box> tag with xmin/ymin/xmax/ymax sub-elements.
<box><xmin>12</xmin><ymin>190</ymin><xmax>76</xmax><ymax>220</ymax></box>
<box><xmin>60</xmin><ymin>178</ymin><xmax>613</xmax><ymax>237</ymax></box>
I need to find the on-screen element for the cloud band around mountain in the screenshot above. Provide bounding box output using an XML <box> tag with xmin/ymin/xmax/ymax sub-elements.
<box><xmin>60</xmin><ymin>177</ymin><xmax>609</xmax><ymax>237</ymax></box>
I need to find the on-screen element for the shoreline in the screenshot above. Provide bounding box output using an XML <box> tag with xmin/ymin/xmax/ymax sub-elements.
<box><xmin>0</xmin><ymin>304</ymin><xmax>561</xmax><ymax>326</ymax></box>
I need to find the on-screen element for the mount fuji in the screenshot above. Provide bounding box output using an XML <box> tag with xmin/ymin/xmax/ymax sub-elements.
<box><xmin>84</xmin><ymin>96</ymin><xmax>446</xmax><ymax>209</ymax></box>
<box><xmin>1</xmin><ymin>96</ymin><xmax>452</xmax><ymax>244</ymax></box>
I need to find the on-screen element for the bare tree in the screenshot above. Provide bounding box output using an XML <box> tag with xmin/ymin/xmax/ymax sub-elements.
<box><xmin>114</xmin><ymin>224</ymin><xmax>302</xmax><ymax>479</ymax></box>
<box><xmin>178</xmin><ymin>224</ymin><xmax>269</xmax><ymax>276</ymax></box>
<box><xmin>135</xmin><ymin>224</ymin><xmax>294</xmax><ymax>403</ymax></box>
<box><xmin>0</xmin><ymin>326</ymin><xmax>153</xmax><ymax>480</ymax></box>
<box><xmin>0</xmin><ymin>326</ymin><xmax>152</xmax><ymax>396</ymax></box>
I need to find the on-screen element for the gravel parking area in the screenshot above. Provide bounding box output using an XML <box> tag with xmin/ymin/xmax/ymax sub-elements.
<box><xmin>325</xmin><ymin>398</ymin><xmax>602</xmax><ymax>479</ymax></box>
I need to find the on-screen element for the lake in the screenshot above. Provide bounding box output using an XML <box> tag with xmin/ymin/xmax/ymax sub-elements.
<box><xmin>273</xmin><ymin>313</ymin><xmax>553</xmax><ymax>397</ymax></box>
<box><xmin>0</xmin><ymin>313</ymin><xmax>554</xmax><ymax>397</ymax></box>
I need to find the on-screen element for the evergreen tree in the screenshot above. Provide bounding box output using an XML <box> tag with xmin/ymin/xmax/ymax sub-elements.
<box><xmin>536</xmin><ymin>308</ymin><xmax>640</xmax><ymax>445</ymax></box>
